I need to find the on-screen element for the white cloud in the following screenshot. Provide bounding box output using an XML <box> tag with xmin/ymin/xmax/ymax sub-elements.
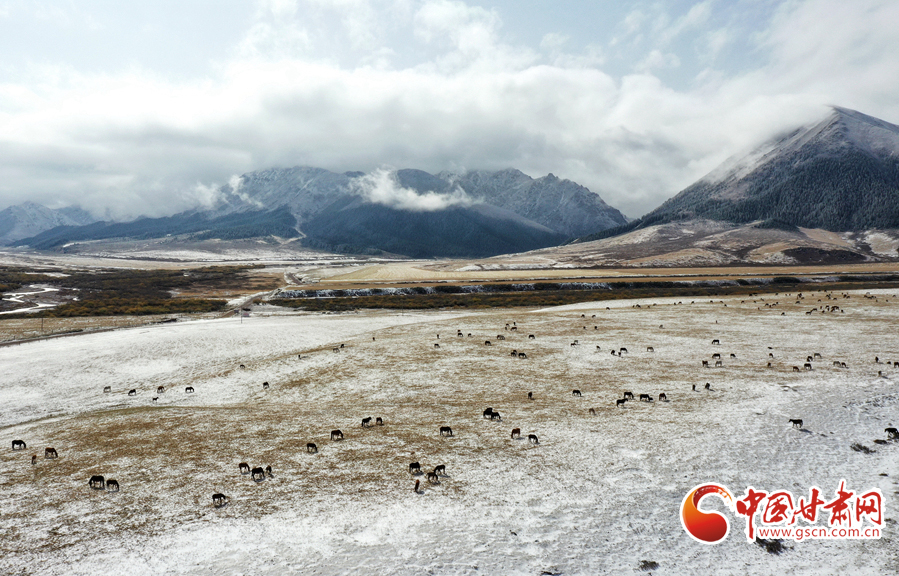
<box><xmin>0</xmin><ymin>0</ymin><xmax>897</xmax><ymax>222</ymax></box>
<box><xmin>350</xmin><ymin>167</ymin><xmax>475</xmax><ymax>211</ymax></box>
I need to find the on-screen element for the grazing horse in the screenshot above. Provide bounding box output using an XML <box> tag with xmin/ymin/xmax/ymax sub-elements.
<box><xmin>330</xmin><ymin>430</ymin><xmax>344</xmax><ymax>440</ymax></box>
<box><xmin>12</xmin><ymin>440</ymin><xmax>26</xmax><ymax>450</ymax></box>
<box><xmin>485</xmin><ymin>341</ymin><xmax>492</xmax><ymax>346</ymax></box>
<box><xmin>483</xmin><ymin>408</ymin><xmax>494</xmax><ymax>419</ymax></box>
<box><xmin>623</xmin><ymin>391</ymin><xmax>634</xmax><ymax>400</ymax></box>
<box><xmin>262</xmin><ymin>381</ymin><xmax>269</xmax><ymax>389</ymax></box>
<box><xmin>510</xmin><ymin>350</ymin><xmax>518</xmax><ymax>357</ymax></box>
<box><xmin>792</xmin><ymin>366</ymin><xmax>801</xmax><ymax>372</ymax></box>
<box><xmin>439</xmin><ymin>426</ymin><xmax>453</xmax><ymax>437</ymax></box>
<box><xmin>572</xmin><ymin>389</ymin><xmax>582</xmax><ymax>397</ymax></box>
<box><xmin>333</xmin><ymin>347</ymin><xmax>340</xmax><ymax>353</ymax></box>
<box><xmin>490</xmin><ymin>411</ymin><xmax>501</xmax><ymax>421</ymax></box>
<box><xmin>589</xmin><ymin>408</ymin><xmax>596</xmax><ymax>415</ymax></box>
<box><xmin>409</xmin><ymin>462</ymin><xmax>421</xmax><ymax>474</ymax></box>
<box><xmin>239</xmin><ymin>364</ymin><xmax>246</xmax><ymax>369</ymax></box>
<box><xmin>712</xmin><ymin>353</ymin><xmax>721</xmax><ymax>359</ymax></box>
<box><xmin>528</xmin><ymin>434</ymin><xmax>539</xmax><ymax>444</ymax></box>
<box><xmin>715</xmin><ymin>360</ymin><xmax>723</xmax><ymax>367</ymax></box>
<box><xmin>647</xmin><ymin>347</ymin><xmax>654</xmax><ymax>352</ymax></box>
<box><xmin>730</xmin><ymin>353</ymin><xmax>736</xmax><ymax>358</ymax></box>
<box><xmin>806</xmin><ymin>356</ymin><xmax>814</xmax><ymax>362</ymax></box>
<box><xmin>376</xmin><ymin>417</ymin><xmax>383</xmax><ymax>426</ymax></box>
<box><xmin>434</xmin><ymin>343</ymin><xmax>440</xmax><ymax>348</ymax></box>
<box><xmin>31</xmin><ymin>454</ymin><xmax>37</xmax><ymax>465</ymax></box>
<box><xmin>434</xmin><ymin>465</ymin><xmax>446</xmax><ymax>475</ymax></box>
<box><xmin>804</xmin><ymin>363</ymin><xmax>813</xmax><ymax>371</ymax></box>
<box><xmin>619</xmin><ymin>348</ymin><xmax>627</xmax><ymax>354</ymax></box>
<box><xmin>362</xmin><ymin>417</ymin><xmax>372</xmax><ymax>427</ymax></box>
<box><xmin>426</xmin><ymin>472</ymin><xmax>440</xmax><ymax>484</ymax></box>
<box><xmin>103</xmin><ymin>386</ymin><xmax>111</xmax><ymax>393</ymax></box>
<box><xmin>496</xmin><ymin>335</ymin><xmax>505</xmax><ymax>340</ymax></box>
<box><xmin>528</xmin><ymin>334</ymin><xmax>535</xmax><ymax>339</ymax></box>
<box><xmin>885</xmin><ymin>427</ymin><xmax>898</xmax><ymax>439</ymax></box>
<box><xmin>157</xmin><ymin>386</ymin><xmax>165</xmax><ymax>394</ymax></box>
<box><xmin>44</xmin><ymin>447</ymin><xmax>58</xmax><ymax>459</ymax></box>
<box><xmin>518</xmin><ymin>352</ymin><xmax>527</xmax><ymax>359</ymax></box>
<box><xmin>510</xmin><ymin>326</ymin><xmax>517</xmax><ymax>331</ymax></box>
<box><xmin>711</xmin><ymin>339</ymin><xmax>720</xmax><ymax>345</ymax></box>
<box><xmin>89</xmin><ymin>475</ymin><xmax>106</xmax><ymax>490</ymax></box>
<box><xmin>702</xmin><ymin>360</ymin><xmax>709</xmax><ymax>367</ymax></box>
<box><xmin>639</xmin><ymin>394</ymin><xmax>651</xmax><ymax>402</ymax></box>
<box><xmin>527</xmin><ymin>392</ymin><xmax>533</xmax><ymax>400</ymax></box>
<box><xmin>239</xmin><ymin>462</ymin><xmax>250</xmax><ymax>474</ymax></box>
<box><xmin>616</xmin><ymin>398</ymin><xmax>627</xmax><ymax>407</ymax></box>
<box><xmin>659</xmin><ymin>393</ymin><xmax>667</xmax><ymax>401</ymax></box>
<box><xmin>511</xmin><ymin>428</ymin><xmax>521</xmax><ymax>439</ymax></box>
<box><xmin>251</xmin><ymin>467</ymin><xmax>265</xmax><ymax>481</ymax></box>
<box><xmin>106</xmin><ymin>479</ymin><xmax>119</xmax><ymax>492</ymax></box>
<box><xmin>306</xmin><ymin>443</ymin><xmax>318</xmax><ymax>454</ymax></box>
<box><xmin>213</xmin><ymin>493</ymin><xmax>228</xmax><ymax>507</ymax></box>
<box><xmin>265</xmin><ymin>465</ymin><xmax>273</xmax><ymax>477</ymax></box>
<box><xmin>833</xmin><ymin>360</ymin><xmax>842</xmax><ymax>367</ymax></box>
<box><xmin>789</xmin><ymin>419</ymin><xmax>803</xmax><ymax>428</ymax></box>
<box><xmin>128</xmin><ymin>389</ymin><xmax>137</xmax><ymax>396</ymax></box>
<box><xmin>185</xmin><ymin>386</ymin><xmax>194</xmax><ymax>393</ymax></box>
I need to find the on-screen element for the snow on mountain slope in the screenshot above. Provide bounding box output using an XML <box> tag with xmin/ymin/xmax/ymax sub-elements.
<box><xmin>0</xmin><ymin>202</ymin><xmax>96</xmax><ymax>245</ymax></box>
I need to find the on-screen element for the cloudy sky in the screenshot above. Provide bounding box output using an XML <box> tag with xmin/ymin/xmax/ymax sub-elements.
<box><xmin>1</xmin><ymin>0</ymin><xmax>898</xmax><ymax>220</ymax></box>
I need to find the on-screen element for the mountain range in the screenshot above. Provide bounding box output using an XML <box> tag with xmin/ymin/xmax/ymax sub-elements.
<box><xmin>580</xmin><ymin>106</ymin><xmax>899</xmax><ymax>243</ymax></box>
<box><xmin>11</xmin><ymin>168</ymin><xmax>627</xmax><ymax>257</ymax></box>
<box><xmin>6</xmin><ymin>106</ymin><xmax>899</xmax><ymax>261</ymax></box>
<box><xmin>0</xmin><ymin>202</ymin><xmax>96</xmax><ymax>245</ymax></box>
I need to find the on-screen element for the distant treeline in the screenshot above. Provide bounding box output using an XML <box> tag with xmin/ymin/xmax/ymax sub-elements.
<box><xmin>270</xmin><ymin>275</ymin><xmax>899</xmax><ymax>312</ymax></box>
<box><xmin>0</xmin><ymin>265</ymin><xmax>260</xmax><ymax>317</ymax></box>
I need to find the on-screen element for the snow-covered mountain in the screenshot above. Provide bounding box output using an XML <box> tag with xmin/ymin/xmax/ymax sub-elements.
<box><xmin>18</xmin><ymin>167</ymin><xmax>626</xmax><ymax>258</ymax></box>
<box><xmin>582</xmin><ymin>106</ymin><xmax>899</xmax><ymax>244</ymax></box>
<box><xmin>0</xmin><ymin>201</ymin><xmax>96</xmax><ymax>245</ymax></box>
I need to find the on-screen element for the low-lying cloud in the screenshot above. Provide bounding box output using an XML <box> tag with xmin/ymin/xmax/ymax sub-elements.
<box><xmin>0</xmin><ymin>0</ymin><xmax>897</xmax><ymax>221</ymax></box>
<box><xmin>350</xmin><ymin>168</ymin><xmax>475</xmax><ymax>211</ymax></box>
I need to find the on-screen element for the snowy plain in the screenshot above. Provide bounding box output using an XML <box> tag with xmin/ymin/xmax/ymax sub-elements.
<box><xmin>1</xmin><ymin>291</ymin><xmax>898</xmax><ymax>575</ymax></box>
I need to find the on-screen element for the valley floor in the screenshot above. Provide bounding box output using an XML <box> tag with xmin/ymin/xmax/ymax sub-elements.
<box><xmin>1</xmin><ymin>290</ymin><xmax>898</xmax><ymax>575</ymax></box>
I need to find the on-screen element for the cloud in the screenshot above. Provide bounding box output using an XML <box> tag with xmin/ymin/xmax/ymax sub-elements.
<box><xmin>350</xmin><ymin>167</ymin><xmax>475</xmax><ymax>211</ymax></box>
<box><xmin>0</xmin><ymin>0</ymin><xmax>897</xmax><ymax>221</ymax></box>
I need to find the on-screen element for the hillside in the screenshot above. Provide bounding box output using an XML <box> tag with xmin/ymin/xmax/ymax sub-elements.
<box><xmin>581</xmin><ymin>107</ymin><xmax>899</xmax><ymax>243</ymax></box>
<box><xmin>0</xmin><ymin>202</ymin><xmax>96</xmax><ymax>245</ymax></box>
<box><xmin>16</xmin><ymin>167</ymin><xmax>625</xmax><ymax>258</ymax></box>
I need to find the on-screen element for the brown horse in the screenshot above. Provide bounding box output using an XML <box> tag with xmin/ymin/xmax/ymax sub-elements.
<box><xmin>409</xmin><ymin>462</ymin><xmax>421</xmax><ymax>474</ymax></box>
<box><xmin>213</xmin><ymin>493</ymin><xmax>228</xmax><ymax>507</ymax></box>
<box><xmin>589</xmin><ymin>408</ymin><xmax>596</xmax><ymax>415</ymax></box>
<box><xmin>789</xmin><ymin>419</ymin><xmax>803</xmax><ymax>428</ymax></box>
<box><xmin>511</xmin><ymin>428</ymin><xmax>521</xmax><ymax>439</ymax></box>
<box><xmin>528</xmin><ymin>434</ymin><xmax>539</xmax><ymax>444</ymax></box>
<box><xmin>185</xmin><ymin>386</ymin><xmax>194</xmax><ymax>393</ymax></box>
<box><xmin>434</xmin><ymin>465</ymin><xmax>446</xmax><ymax>475</ymax></box>
<box><xmin>307</xmin><ymin>443</ymin><xmax>318</xmax><ymax>453</ymax></box>
<box><xmin>376</xmin><ymin>417</ymin><xmax>383</xmax><ymax>426</ymax></box>
<box><xmin>251</xmin><ymin>467</ymin><xmax>265</xmax><ymax>481</ymax></box>
<box><xmin>128</xmin><ymin>389</ymin><xmax>137</xmax><ymax>396</ymax></box>
<box><xmin>89</xmin><ymin>475</ymin><xmax>105</xmax><ymax>490</ymax></box>
<box><xmin>885</xmin><ymin>427</ymin><xmax>898</xmax><ymax>439</ymax></box>
<box><xmin>362</xmin><ymin>417</ymin><xmax>373</xmax><ymax>427</ymax></box>
<box><xmin>103</xmin><ymin>386</ymin><xmax>111</xmax><ymax>393</ymax></box>
<box><xmin>330</xmin><ymin>430</ymin><xmax>344</xmax><ymax>440</ymax></box>
<box><xmin>157</xmin><ymin>386</ymin><xmax>165</xmax><ymax>394</ymax></box>
<box><xmin>239</xmin><ymin>462</ymin><xmax>250</xmax><ymax>474</ymax></box>
<box><xmin>426</xmin><ymin>472</ymin><xmax>440</xmax><ymax>484</ymax></box>
<box><xmin>616</xmin><ymin>398</ymin><xmax>627</xmax><ymax>407</ymax></box>
<box><xmin>12</xmin><ymin>439</ymin><xmax>26</xmax><ymax>450</ymax></box>
<box><xmin>572</xmin><ymin>389</ymin><xmax>582</xmax><ymax>397</ymax></box>
<box><xmin>44</xmin><ymin>447</ymin><xmax>58</xmax><ymax>459</ymax></box>
<box><xmin>439</xmin><ymin>426</ymin><xmax>453</xmax><ymax>437</ymax></box>
<box><xmin>106</xmin><ymin>479</ymin><xmax>119</xmax><ymax>492</ymax></box>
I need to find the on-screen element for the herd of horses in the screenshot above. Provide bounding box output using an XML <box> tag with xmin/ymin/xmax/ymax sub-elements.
<box><xmin>9</xmin><ymin>289</ymin><xmax>897</xmax><ymax>509</ymax></box>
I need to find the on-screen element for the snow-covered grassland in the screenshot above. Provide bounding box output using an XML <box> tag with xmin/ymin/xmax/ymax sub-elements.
<box><xmin>1</xmin><ymin>291</ymin><xmax>898</xmax><ymax>575</ymax></box>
